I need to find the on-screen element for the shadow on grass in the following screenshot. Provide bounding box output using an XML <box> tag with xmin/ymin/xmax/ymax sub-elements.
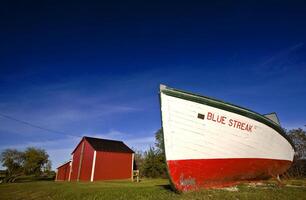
<box><xmin>13</xmin><ymin>176</ymin><xmax>55</xmax><ymax>183</ymax></box>
<box><xmin>157</xmin><ymin>184</ymin><xmax>174</xmax><ymax>191</ymax></box>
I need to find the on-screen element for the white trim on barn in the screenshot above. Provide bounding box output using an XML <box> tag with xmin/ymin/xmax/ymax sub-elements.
<box><xmin>131</xmin><ymin>153</ymin><xmax>134</xmax><ymax>181</ymax></box>
<box><xmin>90</xmin><ymin>150</ymin><xmax>97</xmax><ymax>182</ymax></box>
<box><xmin>68</xmin><ymin>154</ymin><xmax>73</xmax><ymax>181</ymax></box>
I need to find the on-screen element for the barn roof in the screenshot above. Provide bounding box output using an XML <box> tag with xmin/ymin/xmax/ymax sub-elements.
<box><xmin>79</xmin><ymin>136</ymin><xmax>134</xmax><ymax>153</ymax></box>
<box><xmin>56</xmin><ymin>161</ymin><xmax>71</xmax><ymax>169</ymax></box>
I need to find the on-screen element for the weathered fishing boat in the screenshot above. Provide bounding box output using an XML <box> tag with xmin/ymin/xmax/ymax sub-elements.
<box><xmin>159</xmin><ymin>85</ymin><xmax>295</xmax><ymax>191</ymax></box>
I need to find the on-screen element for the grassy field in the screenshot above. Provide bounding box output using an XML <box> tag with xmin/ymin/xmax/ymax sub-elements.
<box><xmin>0</xmin><ymin>179</ymin><xmax>306</xmax><ymax>200</ymax></box>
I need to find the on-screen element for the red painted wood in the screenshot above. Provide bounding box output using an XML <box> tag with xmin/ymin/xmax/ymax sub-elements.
<box><xmin>65</xmin><ymin>164</ymin><xmax>70</xmax><ymax>180</ymax></box>
<box><xmin>56</xmin><ymin>162</ymin><xmax>70</xmax><ymax>181</ymax></box>
<box><xmin>79</xmin><ymin>140</ymin><xmax>94</xmax><ymax>181</ymax></box>
<box><xmin>70</xmin><ymin>140</ymin><xmax>83</xmax><ymax>181</ymax></box>
<box><xmin>93</xmin><ymin>151</ymin><xmax>132</xmax><ymax>181</ymax></box>
<box><xmin>167</xmin><ymin>158</ymin><xmax>292</xmax><ymax>191</ymax></box>
<box><xmin>59</xmin><ymin>137</ymin><xmax>133</xmax><ymax>182</ymax></box>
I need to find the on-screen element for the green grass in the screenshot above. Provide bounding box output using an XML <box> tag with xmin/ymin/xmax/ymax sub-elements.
<box><xmin>0</xmin><ymin>179</ymin><xmax>306</xmax><ymax>200</ymax></box>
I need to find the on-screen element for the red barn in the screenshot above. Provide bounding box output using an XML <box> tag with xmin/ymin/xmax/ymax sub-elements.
<box><xmin>55</xmin><ymin>161</ymin><xmax>71</xmax><ymax>181</ymax></box>
<box><xmin>56</xmin><ymin>136</ymin><xmax>135</xmax><ymax>182</ymax></box>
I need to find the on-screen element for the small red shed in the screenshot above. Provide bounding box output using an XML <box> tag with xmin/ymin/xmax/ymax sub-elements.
<box><xmin>55</xmin><ymin>161</ymin><xmax>71</xmax><ymax>181</ymax></box>
<box><xmin>56</xmin><ymin>136</ymin><xmax>135</xmax><ymax>182</ymax></box>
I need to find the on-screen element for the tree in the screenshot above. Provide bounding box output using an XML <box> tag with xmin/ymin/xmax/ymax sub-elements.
<box><xmin>43</xmin><ymin>160</ymin><xmax>52</xmax><ymax>174</ymax></box>
<box><xmin>155</xmin><ymin>128</ymin><xmax>164</xmax><ymax>154</ymax></box>
<box><xmin>1</xmin><ymin>147</ymin><xmax>51</xmax><ymax>182</ymax></box>
<box><xmin>286</xmin><ymin>128</ymin><xmax>306</xmax><ymax>178</ymax></box>
<box><xmin>23</xmin><ymin>147</ymin><xmax>50</xmax><ymax>176</ymax></box>
<box><xmin>141</xmin><ymin>128</ymin><xmax>167</xmax><ymax>178</ymax></box>
<box><xmin>142</xmin><ymin>147</ymin><xmax>166</xmax><ymax>178</ymax></box>
<box><xmin>0</xmin><ymin>149</ymin><xmax>24</xmax><ymax>182</ymax></box>
<box><xmin>288</xmin><ymin>128</ymin><xmax>306</xmax><ymax>159</ymax></box>
<box><xmin>133</xmin><ymin>150</ymin><xmax>144</xmax><ymax>176</ymax></box>
<box><xmin>154</xmin><ymin>128</ymin><xmax>167</xmax><ymax>177</ymax></box>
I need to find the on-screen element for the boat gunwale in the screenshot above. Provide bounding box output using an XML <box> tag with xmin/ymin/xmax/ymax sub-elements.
<box><xmin>160</xmin><ymin>85</ymin><xmax>295</xmax><ymax>150</ymax></box>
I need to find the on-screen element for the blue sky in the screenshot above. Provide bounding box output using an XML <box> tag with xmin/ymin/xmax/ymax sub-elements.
<box><xmin>1</xmin><ymin>1</ymin><xmax>306</xmax><ymax>170</ymax></box>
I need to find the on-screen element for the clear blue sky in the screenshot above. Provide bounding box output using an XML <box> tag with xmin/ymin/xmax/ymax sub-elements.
<box><xmin>1</xmin><ymin>1</ymin><xmax>306</xmax><ymax>169</ymax></box>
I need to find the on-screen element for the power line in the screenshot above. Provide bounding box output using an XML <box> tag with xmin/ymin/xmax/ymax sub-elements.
<box><xmin>0</xmin><ymin>112</ymin><xmax>81</xmax><ymax>138</ymax></box>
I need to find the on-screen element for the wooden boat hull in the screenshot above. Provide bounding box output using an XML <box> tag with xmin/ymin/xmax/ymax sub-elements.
<box><xmin>167</xmin><ymin>158</ymin><xmax>291</xmax><ymax>190</ymax></box>
<box><xmin>159</xmin><ymin>85</ymin><xmax>294</xmax><ymax>191</ymax></box>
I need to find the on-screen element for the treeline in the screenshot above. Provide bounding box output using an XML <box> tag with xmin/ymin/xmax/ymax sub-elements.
<box><xmin>0</xmin><ymin>147</ymin><xmax>52</xmax><ymax>183</ymax></box>
<box><xmin>285</xmin><ymin>128</ymin><xmax>306</xmax><ymax>178</ymax></box>
<box><xmin>134</xmin><ymin>129</ymin><xmax>167</xmax><ymax>178</ymax></box>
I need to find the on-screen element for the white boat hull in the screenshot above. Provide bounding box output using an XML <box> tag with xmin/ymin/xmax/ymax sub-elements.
<box><xmin>160</xmin><ymin>86</ymin><xmax>294</xmax><ymax>191</ymax></box>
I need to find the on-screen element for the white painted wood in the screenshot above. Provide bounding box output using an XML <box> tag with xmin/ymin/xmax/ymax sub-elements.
<box><xmin>160</xmin><ymin>93</ymin><xmax>295</xmax><ymax>162</ymax></box>
<box><xmin>77</xmin><ymin>141</ymin><xmax>85</xmax><ymax>182</ymax></box>
<box><xmin>68</xmin><ymin>154</ymin><xmax>73</xmax><ymax>181</ymax></box>
<box><xmin>90</xmin><ymin>151</ymin><xmax>97</xmax><ymax>182</ymax></box>
<box><xmin>55</xmin><ymin>170</ymin><xmax>58</xmax><ymax>181</ymax></box>
<box><xmin>131</xmin><ymin>153</ymin><xmax>134</xmax><ymax>181</ymax></box>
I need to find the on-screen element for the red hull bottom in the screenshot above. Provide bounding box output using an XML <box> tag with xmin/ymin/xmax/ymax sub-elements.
<box><xmin>167</xmin><ymin>158</ymin><xmax>292</xmax><ymax>191</ymax></box>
